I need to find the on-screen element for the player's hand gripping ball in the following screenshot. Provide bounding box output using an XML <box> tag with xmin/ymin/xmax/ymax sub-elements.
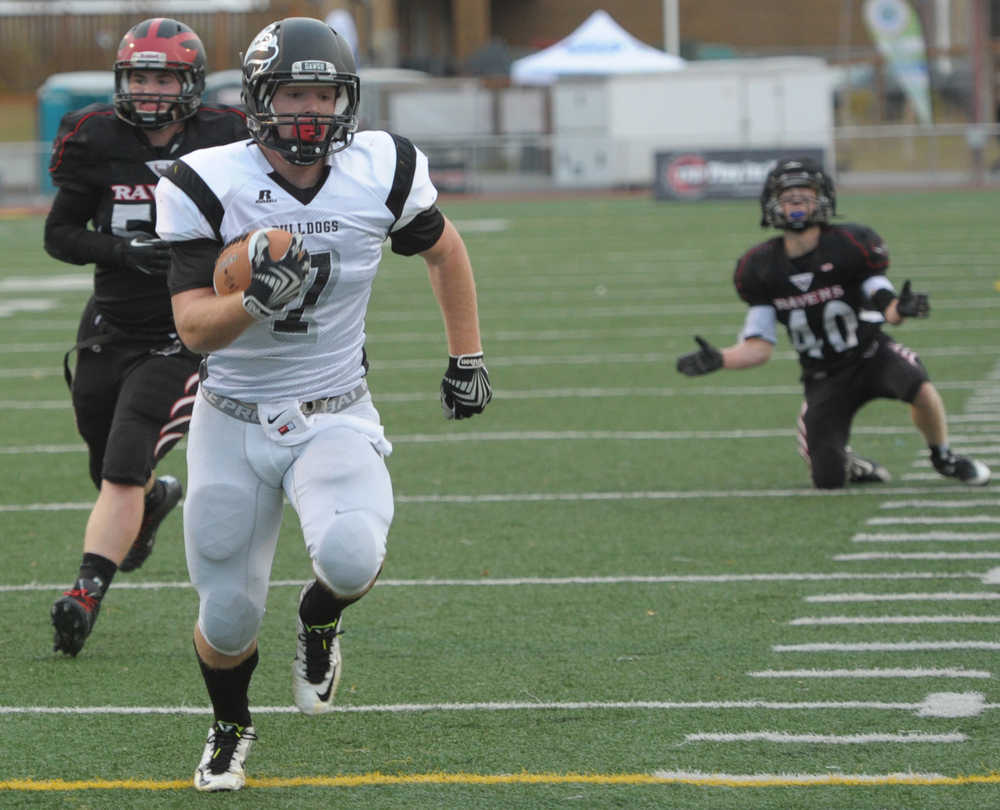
<box><xmin>213</xmin><ymin>228</ymin><xmax>297</xmax><ymax>295</ymax></box>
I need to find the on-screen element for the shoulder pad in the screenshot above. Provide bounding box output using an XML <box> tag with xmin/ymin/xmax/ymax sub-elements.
<box><xmin>733</xmin><ymin>238</ymin><xmax>780</xmax><ymax>303</ymax></box>
<box><xmin>49</xmin><ymin>104</ymin><xmax>121</xmax><ymax>185</ymax></box>
<box><xmin>183</xmin><ymin>106</ymin><xmax>249</xmax><ymax>151</ymax></box>
<box><xmin>831</xmin><ymin>222</ymin><xmax>889</xmax><ymax>269</ymax></box>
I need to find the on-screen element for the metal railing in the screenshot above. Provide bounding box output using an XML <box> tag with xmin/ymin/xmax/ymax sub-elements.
<box><xmin>4</xmin><ymin>124</ymin><xmax>1000</xmax><ymax>205</ymax></box>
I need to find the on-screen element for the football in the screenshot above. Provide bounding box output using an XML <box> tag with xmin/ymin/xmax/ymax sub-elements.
<box><xmin>213</xmin><ymin>228</ymin><xmax>296</xmax><ymax>295</ymax></box>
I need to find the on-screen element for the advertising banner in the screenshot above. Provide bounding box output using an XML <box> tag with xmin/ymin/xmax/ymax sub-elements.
<box><xmin>863</xmin><ymin>0</ymin><xmax>933</xmax><ymax>124</ymax></box>
<box><xmin>653</xmin><ymin>148</ymin><xmax>826</xmax><ymax>201</ymax></box>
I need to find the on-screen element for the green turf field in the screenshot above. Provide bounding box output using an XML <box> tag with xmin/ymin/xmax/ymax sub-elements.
<box><xmin>0</xmin><ymin>190</ymin><xmax>998</xmax><ymax>808</ymax></box>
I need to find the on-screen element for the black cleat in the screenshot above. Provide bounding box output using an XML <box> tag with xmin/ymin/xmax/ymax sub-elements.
<box><xmin>846</xmin><ymin>449</ymin><xmax>891</xmax><ymax>484</ymax></box>
<box><xmin>931</xmin><ymin>451</ymin><xmax>991</xmax><ymax>486</ymax></box>
<box><xmin>119</xmin><ymin>475</ymin><xmax>182</xmax><ymax>572</ymax></box>
<box><xmin>51</xmin><ymin>578</ymin><xmax>103</xmax><ymax>656</ymax></box>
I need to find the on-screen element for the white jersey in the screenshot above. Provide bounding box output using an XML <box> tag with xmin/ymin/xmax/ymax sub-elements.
<box><xmin>155</xmin><ymin>132</ymin><xmax>437</xmax><ymax>402</ymax></box>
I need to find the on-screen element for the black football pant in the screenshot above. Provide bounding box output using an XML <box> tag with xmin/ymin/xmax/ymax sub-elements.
<box><xmin>70</xmin><ymin>299</ymin><xmax>200</xmax><ymax>489</ymax></box>
<box><xmin>799</xmin><ymin>333</ymin><xmax>929</xmax><ymax>489</ymax></box>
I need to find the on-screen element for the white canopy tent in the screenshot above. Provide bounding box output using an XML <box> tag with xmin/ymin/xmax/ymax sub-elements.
<box><xmin>510</xmin><ymin>10</ymin><xmax>685</xmax><ymax>86</ymax></box>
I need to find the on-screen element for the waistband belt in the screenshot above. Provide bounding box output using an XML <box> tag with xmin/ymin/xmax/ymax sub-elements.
<box><xmin>201</xmin><ymin>380</ymin><xmax>369</xmax><ymax>424</ymax></box>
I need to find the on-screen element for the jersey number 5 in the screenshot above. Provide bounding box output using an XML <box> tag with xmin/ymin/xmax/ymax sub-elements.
<box><xmin>272</xmin><ymin>249</ymin><xmax>340</xmax><ymax>341</ymax></box>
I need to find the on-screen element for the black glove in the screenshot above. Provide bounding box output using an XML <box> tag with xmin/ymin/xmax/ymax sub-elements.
<box><xmin>440</xmin><ymin>352</ymin><xmax>493</xmax><ymax>419</ymax></box>
<box><xmin>676</xmin><ymin>335</ymin><xmax>724</xmax><ymax>376</ymax></box>
<box><xmin>116</xmin><ymin>235</ymin><xmax>171</xmax><ymax>276</ymax></box>
<box><xmin>242</xmin><ymin>233</ymin><xmax>310</xmax><ymax>320</ymax></box>
<box><xmin>895</xmin><ymin>280</ymin><xmax>930</xmax><ymax>318</ymax></box>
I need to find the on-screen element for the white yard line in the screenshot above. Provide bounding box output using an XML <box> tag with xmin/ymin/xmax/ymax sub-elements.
<box><xmin>789</xmin><ymin>614</ymin><xmax>1000</xmax><ymax>625</ymax></box>
<box><xmin>805</xmin><ymin>591</ymin><xmax>1000</xmax><ymax>602</ymax></box>
<box><xmin>867</xmin><ymin>516</ymin><xmax>1000</xmax><ymax>524</ymax></box>
<box><xmin>748</xmin><ymin>668</ymin><xmax>991</xmax><ymax>679</ymax></box>
<box><xmin>685</xmin><ymin>732</ymin><xmax>966</xmax><ymax>744</ymax></box>
<box><xmin>0</xmin><ymin>694</ymin><xmax>990</xmax><ymax>717</ymax></box>
<box><xmin>3</xmin><ymin>426</ymin><xmax>1000</xmax><ymax>452</ymax></box>
<box><xmin>852</xmin><ymin>532</ymin><xmax>1000</xmax><ymax>541</ymax></box>
<box><xmin>774</xmin><ymin>641</ymin><xmax>1000</xmax><ymax>651</ymax></box>
<box><xmin>835</xmin><ymin>552</ymin><xmax>1000</xmax><ymax>560</ymax></box>
<box><xmin>0</xmin><ymin>486</ymin><xmax>984</xmax><ymax>512</ymax></box>
<box><xmin>911</xmin><ymin>445</ymin><xmax>1000</xmax><ymax>455</ymax></box>
<box><xmin>901</xmin><ymin>471</ymin><xmax>996</xmax><ymax>480</ymax></box>
<box><xmin>0</xmin><ymin>571</ymin><xmax>982</xmax><ymax>594</ymax></box>
<box><xmin>881</xmin><ymin>499</ymin><xmax>1000</xmax><ymax>509</ymax></box>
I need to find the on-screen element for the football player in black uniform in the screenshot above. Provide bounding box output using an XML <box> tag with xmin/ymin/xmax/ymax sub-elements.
<box><xmin>676</xmin><ymin>157</ymin><xmax>991</xmax><ymax>489</ymax></box>
<box><xmin>44</xmin><ymin>18</ymin><xmax>247</xmax><ymax>656</ymax></box>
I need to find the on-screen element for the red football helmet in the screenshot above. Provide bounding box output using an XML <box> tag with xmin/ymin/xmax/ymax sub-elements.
<box><xmin>113</xmin><ymin>18</ymin><xmax>206</xmax><ymax>128</ymax></box>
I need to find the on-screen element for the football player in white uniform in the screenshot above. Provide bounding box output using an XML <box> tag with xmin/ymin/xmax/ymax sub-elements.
<box><xmin>154</xmin><ymin>17</ymin><xmax>492</xmax><ymax>791</ymax></box>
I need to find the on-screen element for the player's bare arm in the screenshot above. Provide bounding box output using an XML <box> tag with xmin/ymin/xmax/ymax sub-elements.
<box><xmin>422</xmin><ymin>216</ymin><xmax>483</xmax><ymax>355</ymax></box>
<box><xmin>721</xmin><ymin>337</ymin><xmax>773</xmax><ymax>369</ymax></box>
<box><xmin>421</xmin><ymin>216</ymin><xmax>492</xmax><ymax>419</ymax></box>
<box><xmin>172</xmin><ymin>287</ymin><xmax>255</xmax><ymax>353</ymax></box>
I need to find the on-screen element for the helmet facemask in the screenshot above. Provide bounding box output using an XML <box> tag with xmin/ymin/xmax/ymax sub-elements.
<box><xmin>760</xmin><ymin>160</ymin><xmax>836</xmax><ymax>231</ymax></box>
<box><xmin>244</xmin><ymin>71</ymin><xmax>359</xmax><ymax>165</ymax></box>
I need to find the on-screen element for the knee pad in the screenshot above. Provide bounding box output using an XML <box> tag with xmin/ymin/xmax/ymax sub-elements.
<box><xmin>185</xmin><ymin>484</ymin><xmax>262</xmax><ymax>561</ymax></box>
<box><xmin>312</xmin><ymin>509</ymin><xmax>387</xmax><ymax>598</ymax></box>
<box><xmin>199</xmin><ymin>587</ymin><xmax>263</xmax><ymax>656</ymax></box>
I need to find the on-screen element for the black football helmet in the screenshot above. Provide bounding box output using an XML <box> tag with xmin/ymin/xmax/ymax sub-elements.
<box><xmin>242</xmin><ymin>17</ymin><xmax>360</xmax><ymax>165</ymax></box>
<box><xmin>759</xmin><ymin>157</ymin><xmax>836</xmax><ymax>231</ymax></box>
<box><xmin>113</xmin><ymin>18</ymin><xmax>206</xmax><ymax>128</ymax></box>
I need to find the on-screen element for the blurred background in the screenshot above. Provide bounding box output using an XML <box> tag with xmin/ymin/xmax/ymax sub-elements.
<box><xmin>2</xmin><ymin>0</ymin><xmax>999</xmax><ymax>203</ymax></box>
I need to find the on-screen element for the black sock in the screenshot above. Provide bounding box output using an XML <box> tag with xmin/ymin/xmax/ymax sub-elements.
<box><xmin>299</xmin><ymin>580</ymin><xmax>354</xmax><ymax>627</ymax></box>
<box><xmin>197</xmin><ymin>647</ymin><xmax>257</xmax><ymax>728</ymax></box>
<box><xmin>929</xmin><ymin>444</ymin><xmax>950</xmax><ymax>461</ymax></box>
<box><xmin>144</xmin><ymin>479</ymin><xmax>164</xmax><ymax>508</ymax></box>
<box><xmin>78</xmin><ymin>552</ymin><xmax>117</xmax><ymax>595</ymax></box>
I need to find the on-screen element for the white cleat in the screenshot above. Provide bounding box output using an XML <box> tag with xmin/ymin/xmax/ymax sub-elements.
<box><xmin>292</xmin><ymin>585</ymin><xmax>343</xmax><ymax>715</ymax></box>
<box><xmin>194</xmin><ymin>722</ymin><xmax>256</xmax><ymax>792</ymax></box>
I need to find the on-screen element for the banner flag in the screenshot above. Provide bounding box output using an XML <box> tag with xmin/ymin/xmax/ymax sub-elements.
<box><xmin>863</xmin><ymin>0</ymin><xmax>933</xmax><ymax>124</ymax></box>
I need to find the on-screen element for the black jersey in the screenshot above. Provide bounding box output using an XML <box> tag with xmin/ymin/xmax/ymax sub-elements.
<box><xmin>47</xmin><ymin>103</ymin><xmax>247</xmax><ymax>336</ymax></box>
<box><xmin>733</xmin><ymin>223</ymin><xmax>890</xmax><ymax>376</ymax></box>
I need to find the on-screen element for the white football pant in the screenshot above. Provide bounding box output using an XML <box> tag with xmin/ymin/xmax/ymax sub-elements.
<box><xmin>184</xmin><ymin>392</ymin><xmax>393</xmax><ymax>656</ymax></box>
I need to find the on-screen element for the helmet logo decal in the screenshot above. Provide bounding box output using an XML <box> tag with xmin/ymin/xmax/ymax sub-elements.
<box><xmin>245</xmin><ymin>26</ymin><xmax>280</xmax><ymax>76</ymax></box>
